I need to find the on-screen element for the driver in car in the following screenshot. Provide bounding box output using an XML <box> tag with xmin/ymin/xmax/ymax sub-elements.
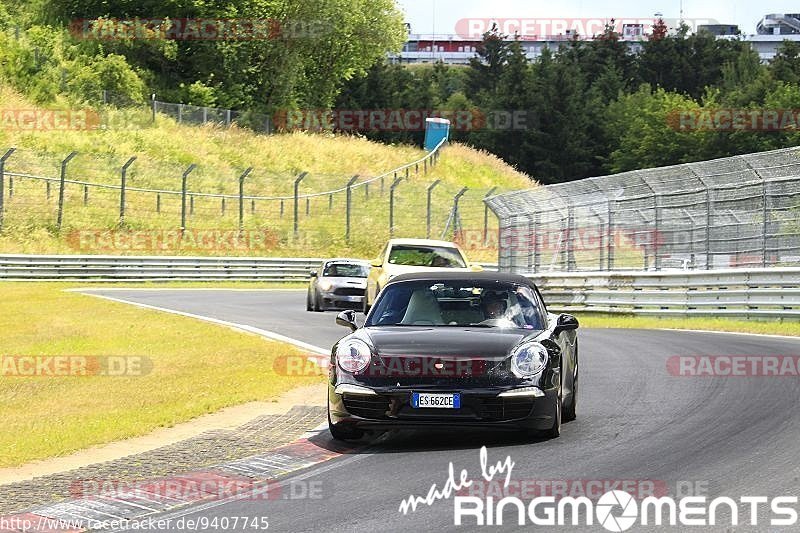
<box><xmin>481</xmin><ymin>292</ymin><xmax>508</xmax><ymax>320</ymax></box>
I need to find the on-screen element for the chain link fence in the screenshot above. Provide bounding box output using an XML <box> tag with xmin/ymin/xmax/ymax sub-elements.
<box><xmin>0</xmin><ymin>142</ymin><xmax>506</xmax><ymax>258</ymax></box>
<box><xmin>150</xmin><ymin>100</ymin><xmax>275</xmax><ymax>133</ymax></box>
<box><xmin>486</xmin><ymin>147</ymin><xmax>800</xmax><ymax>272</ymax></box>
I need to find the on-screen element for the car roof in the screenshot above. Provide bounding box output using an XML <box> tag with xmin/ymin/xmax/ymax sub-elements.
<box><xmin>387</xmin><ymin>238</ymin><xmax>461</xmax><ymax>247</ymax></box>
<box><xmin>387</xmin><ymin>271</ymin><xmax>535</xmax><ymax>286</ymax></box>
<box><xmin>323</xmin><ymin>258</ymin><xmax>369</xmax><ymax>264</ymax></box>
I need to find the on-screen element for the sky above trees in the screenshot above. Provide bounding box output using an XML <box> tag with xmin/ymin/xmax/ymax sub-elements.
<box><xmin>397</xmin><ymin>0</ymin><xmax>800</xmax><ymax>36</ymax></box>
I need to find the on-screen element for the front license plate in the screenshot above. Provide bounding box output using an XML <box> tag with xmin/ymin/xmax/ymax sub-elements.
<box><xmin>411</xmin><ymin>392</ymin><xmax>461</xmax><ymax>409</ymax></box>
<box><xmin>344</xmin><ymin>295</ymin><xmax>362</xmax><ymax>302</ymax></box>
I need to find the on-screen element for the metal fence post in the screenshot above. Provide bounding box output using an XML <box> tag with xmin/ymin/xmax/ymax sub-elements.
<box><xmin>566</xmin><ymin>205</ymin><xmax>576</xmax><ymax>271</ymax></box>
<box><xmin>762</xmin><ymin>178</ymin><xmax>769</xmax><ymax>267</ymax></box>
<box><xmin>442</xmin><ymin>188</ymin><xmax>468</xmax><ymax>241</ymax></box>
<box><xmin>483</xmin><ymin>187</ymin><xmax>498</xmax><ymax>246</ymax></box>
<box><xmin>238</xmin><ymin>167</ymin><xmax>252</xmax><ymax>235</ymax></box>
<box><xmin>599</xmin><ymin>221</ymin><xmax>605</xmax><ymax>271</ymax></box>
<box><xmin>156</xmin><ymin>193</ymin><xmax>161</xmax><ymax>213</ymax></box>
<box><xmin>56</xmin><ymin>151</ymin><xmax>78</xmax><ymax>231</ymax></box>
<box><xmin>345</xmin><ymin>175</ymin><xmax>359</xmax><ymax>243</ymax></box>
<box><xmin>527</xmin><ymin>214</ymin><xmax>535</xmax><ymax>272</ymax></box>
<box><xmin>653</xmin><ymin>194</ymin><xmax>662</xmax><ymax>271</ymax></box>
<box><xmin>426</xmin><ymin>179</ymin><xmax>441</xmax><ymax>238</ymax></box>
<box><xmin>83</xmin><ymin>185</ymin><xmax>89</xmax><ymax>206</ymax></box>
<box><xmin>701</xmin><ymin>180</ymin><xmax>713</xmax><ymax>270</ymax></box>
<box><xmin>119</xmin><ymin>156</ymin><xmax>136</xmax><ymax>225</ymax></box>
<box><xmin>607</xmin><ymin>200</ymin><xmax>614</xmax><ymax>271</ymax></box>
<box><xmin>180</xmin><ymin>164</ymin><xmax>196</xmax><ymax>231</ymax></box>
<box><xmin>0</xmin><ymin>148</ymin><xmax>16</xmax><ymax>232</ymax></box>
<box><xmin>305</xmin><ymin>197</ymin><xmax>310</xmax><ymax>216</ymax></box>
<box><xmin>389</xmin><ymin>176</ymin><xmax>403</xmax><ymax>237</ymax></box>
<box><xmin>534</xmin><ymin>213</ymin><xmax>541</xmax><ymax>272</ymax></box>
<box><xmin>293</xmin><ymin>171</ymin><xmax>308</xmax><ymax>237</ymax></box>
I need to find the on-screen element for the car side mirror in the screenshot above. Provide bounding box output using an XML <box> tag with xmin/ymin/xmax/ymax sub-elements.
<box><xmin>554</xmin><ymin>314</ymin><xmax>579</xmax><ymax>334</ymax></box>
<box><xmin>370</xmin><ymin>259</ymin><xmax>382</xmax><ymax>268</ymax></box>
<box><xmin>336</xmin><ymin>310</ymin><xmax>358</xmax><ymax>331</ymax></box>
<box><xmin>470</xmin><ymin>264</ymin><xmax>484</xmax><ymax>272</ymax></box>
<box><xmin>309</xmin><ymin>270</ymin><xmax>318</xmax><ymax>277</ymax></box>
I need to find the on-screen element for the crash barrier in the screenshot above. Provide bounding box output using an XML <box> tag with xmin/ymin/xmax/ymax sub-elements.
<box><xmin>532</xmin><ymin>267</ymin><xmax>800</xmax><ymax>319</ymax></box>
<box><xmin>486</xmin><ymin>146</ymin><xmax>800</xmax><ymax>272</ymax></box>
<box><xmin>0</xmin><ymin>255</ymin><xmax>497</xmax><ymax>282</ymax></box>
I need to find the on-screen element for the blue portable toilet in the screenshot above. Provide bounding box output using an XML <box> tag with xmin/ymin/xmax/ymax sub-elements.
<box><xmin>424</xmin><ymin>117</ymin><xmax>450</xmax><ymax>151</ymax></box>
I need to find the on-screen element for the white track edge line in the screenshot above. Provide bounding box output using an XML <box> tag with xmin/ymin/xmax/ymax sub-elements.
<box><xmin>77</xmin><ymin>292</ymin><xmax>329</xmax><ymax>355</ymax></box>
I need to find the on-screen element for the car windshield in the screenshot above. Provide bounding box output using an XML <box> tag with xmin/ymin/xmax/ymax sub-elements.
<box><xmin>387</xmin><ymin>245</ymin><xmax>467</xmax><ymax>268</ymax></box>
<box><xmin>366</xmin><ymin>280</ymin><xmax>545</xmax><ymax>329</ymax></box>
<box><xmin>323</xmin><ymin>263</ymin><xmax>369</xmax><ymax>277</ymax></box>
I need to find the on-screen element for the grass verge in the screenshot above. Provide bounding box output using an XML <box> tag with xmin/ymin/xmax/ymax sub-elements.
<box><xmin>0</xmin><ymin>283</ymin><xmax>324</xmax><ymax>468</ymax></box>
<box><xmin>575</xmin><ymin>313</ymin><xmax>800</xmax><ymax>337</ymax></box>
<box><xmin>0</xmin><ymin>85</ymin><xmax>533</xmax><ymax>261</ymax></box>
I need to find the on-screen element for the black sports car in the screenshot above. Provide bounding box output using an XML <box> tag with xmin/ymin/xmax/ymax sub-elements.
<box><xmin>328</xmin><ymin>271</ymin><xmax>579</xmax><ymax>440</ymax></box>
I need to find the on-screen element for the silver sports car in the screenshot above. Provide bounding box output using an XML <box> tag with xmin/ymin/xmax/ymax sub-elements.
<box><xmin>307</xmin><ymin>259</ymin><xmax>370</xmax><ymax>312</ymax></box>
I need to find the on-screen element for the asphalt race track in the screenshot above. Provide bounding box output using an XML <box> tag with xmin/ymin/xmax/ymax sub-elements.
<box><xmin>85</xmin><ymin>289</ymin><xmax>800</xmax><ymax>532</ymax></box>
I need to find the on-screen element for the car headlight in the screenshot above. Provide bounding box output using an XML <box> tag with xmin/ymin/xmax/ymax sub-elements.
<box><xmin>318</xmin><ymin>280</ymin><xmax>333</xmax><ymax>291</ymax></box>
<box><xmin>510</xmin><ymin>342</ymin><xmax>548</xmax><ymax>378</ymax></box>
<box><xmin>336</xmin><ymin>339</ymin><xmax>372</xmax><ymax>374</ymax></box>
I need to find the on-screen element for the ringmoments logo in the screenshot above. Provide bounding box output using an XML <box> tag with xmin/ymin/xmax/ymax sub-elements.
<box><xmin>397</xmin><ymin>447</ymin><xmax>800</xmax><ymax>529</ymax></box>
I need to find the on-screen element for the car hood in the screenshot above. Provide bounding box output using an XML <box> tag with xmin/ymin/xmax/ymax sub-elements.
<box><xmin>362</xmin><ymin>326</ymin><xmax>540</xmax><ymax>360</ymax></box>
<box><xmin>383</xmin><ymin>264</ymin><xmax>473</xmax><ymax>277</ymax></box>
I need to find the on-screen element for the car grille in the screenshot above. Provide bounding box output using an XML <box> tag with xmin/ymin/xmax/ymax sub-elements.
<box><xmin>342</xmin><ymin>394</ymin><xmax>390</xmax><ymax>419</ymax></box>
<box><xmin>344</xmin><ymin>393</ymin><xmax>535</xmax><ymax>422</ymax></box>
<box><xmin>333</xmin><ymin>287</ymin><xmax>365</xmax><ymax>297</ymax></box>
<box><xmin>480</xmin><ymin>396</ymin><xmax>535</xmax><ymax>421</ymax></box>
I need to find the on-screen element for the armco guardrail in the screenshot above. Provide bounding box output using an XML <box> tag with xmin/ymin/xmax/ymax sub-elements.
<box><xmin>4</xmin><ymin>255</ymin><xmax>794</xmax><ymax>320</ymax></box>
<box><xmin>0</xmin><ymin>255</ymin><xmax>497</xmax><ymax>282</ymax></box>
<box><xmin>531</xmin><ymin>267</ymin><xmax>800</xmax><ymax>318</ymax></box>
<box><xmin>0</xmin><ymin>255</ymin><xmax>324</xmax><ymax>282</ymax></box>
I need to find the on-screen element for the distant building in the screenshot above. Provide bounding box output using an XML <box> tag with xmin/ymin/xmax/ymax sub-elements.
<box><xmin>392</xmin><ymin>15</ymin><xmax>800</xmax><ymax>65</ymax></box>
<box><xmin>698</xmin><ymin>24</ymin><xmax>740</xmax><ymax>36</ymax></box>
<box><xmin>391</xmin><ymin>32</ymin><xmax>644</xmax><ymax>65</ymax></box>
<box><xmin>757</xmin><ymin>14</ymin><xmax>800</xmax><ymax>35</ymax></box>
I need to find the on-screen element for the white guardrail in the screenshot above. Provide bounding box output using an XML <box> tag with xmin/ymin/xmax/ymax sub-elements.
<box><xmin>1</xmin><ymin>255</ymin><xmax>797</xmax><ymax>319</ymax></box>
<box><xmin>531</xmin><ymin>267</ymin><xmax>800</xmax><ymax>319</ymax></box>
<box><xmin>0</xmin><ymin>254</ymin><xmax>496</xmax><ymax>283</ymax></box>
